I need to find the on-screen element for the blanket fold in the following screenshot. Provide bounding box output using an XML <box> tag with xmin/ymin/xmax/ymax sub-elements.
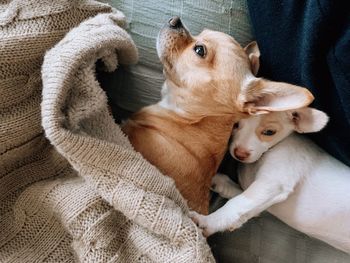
<box><xmin>1</xmin><ymin>1</ymin><xmax>213</xmax><ymax>262</ymax></box>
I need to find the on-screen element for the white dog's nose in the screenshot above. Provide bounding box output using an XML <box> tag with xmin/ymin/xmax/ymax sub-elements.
<box><xmin>234</xmin><ymin>147</ymin><xmax>250</xmax><ymax>161</ymax></box>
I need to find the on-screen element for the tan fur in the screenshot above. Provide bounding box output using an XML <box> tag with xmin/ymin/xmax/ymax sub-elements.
<box><xmin>242</xmin><ymin>79</ymin><xmax>314</xmax><ymax>114</ymax></box>
<box><xmin>123</xmin><ymin>106</ymin><xmax>242</xmax><ymax>214</ymax></box>
<box><xmin>123</xmin><ymin>19</ymin><xmax>314</xmax><ymax>214</ymax></box>
<box><xmin>123</xmin><ymin>27</ymin><xmax>251</xmax><ymax>214</ymax></box>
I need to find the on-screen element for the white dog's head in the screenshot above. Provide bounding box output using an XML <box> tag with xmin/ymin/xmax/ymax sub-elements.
<box><xmin>230</xmin><ymin>107</ymin><xmax>329</xmax><ymax>163</ymax></box>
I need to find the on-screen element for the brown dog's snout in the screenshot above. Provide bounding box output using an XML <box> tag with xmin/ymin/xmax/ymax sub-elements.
<box><xmin>168</xmin><ymin>16</ymin><xmax>183</xmax><ymax>29</ymax></box>
<box><xmin>157</xmin><ymin>16</ymin><xmax>190</xmax><ymax>66</ymax></box>
<box><xmin>234</xmin><ymin>147</ymin><xmax>250</xmax><ymax>161</ymax></box>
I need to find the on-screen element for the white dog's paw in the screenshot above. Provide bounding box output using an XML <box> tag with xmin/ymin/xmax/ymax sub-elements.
<box><xmin>211</xmin><ymin>173</ymin><xmax>243</xmax><ymax>199</ymax></box>
<box><xmin>189</xmin><ymin>209</ymin><xmax>243</xmax><ymax>236</ymax></box>
<box><xmin>189</xmin><ymin>211</ymin><xmax>218</xmax><ymax>237</ymax></box>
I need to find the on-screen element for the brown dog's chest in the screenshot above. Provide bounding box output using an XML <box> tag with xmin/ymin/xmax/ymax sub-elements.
<box><xmin>122</xmin><ymin>108</ymin><xmax>235</xmax><ymax>214</ymax></box>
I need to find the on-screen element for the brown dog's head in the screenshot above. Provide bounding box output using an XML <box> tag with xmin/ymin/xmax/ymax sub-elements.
<box><xmin>157</xmin><ymin>17</ymin><xmax>314</xmax><ymax>119</ymax></box>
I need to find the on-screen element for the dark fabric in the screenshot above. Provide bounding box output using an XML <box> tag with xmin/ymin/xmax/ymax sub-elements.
<box><xmin>247</xmin><ymin>0</ymin><xmax>350</xmax><ymax>166</ymax></box>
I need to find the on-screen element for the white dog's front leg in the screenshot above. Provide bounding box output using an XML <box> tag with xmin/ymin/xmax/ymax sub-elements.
<box><xmin>190</xmin><ymin>179</ymin><xmax>292</xmax><ymax>236</ymax></box>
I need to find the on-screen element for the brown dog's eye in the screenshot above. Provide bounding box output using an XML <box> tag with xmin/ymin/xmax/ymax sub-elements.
<box><xmin>194</xmin><ymin>45</ymin><xmax>206</xmax><ymax>58</ymax></box>
<box><xmin>261</xmin><ymin>129</ymin><xmax>276</xmax><ymax>136</ymax></box>
<box><xmin>233</xmin><ymin>122</ymin><xmax>239</xmax><ymax>129</ymax></box>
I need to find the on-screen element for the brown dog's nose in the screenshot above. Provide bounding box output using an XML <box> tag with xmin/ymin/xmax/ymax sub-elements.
<box><xmin>234</xmin><ymin>147</ymin><xmax>250</xmax><ymax>161</ymax></box>
<box><xmin>168</xmin><ymin>16</ymin><xmax>182</xmax><ymax>29</ymax></box>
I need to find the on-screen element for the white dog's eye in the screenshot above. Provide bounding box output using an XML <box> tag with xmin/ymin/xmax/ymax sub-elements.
<box><xmin>261</xmin><ymin>129</ymin><xmax>276</xmax><ymax>136</ymax></box>
<box><xmin>233</xmin><ymin>122</ymin><xmax>239</xmax><ymax>129</ymax></box>
<box><xmin>194</xmin><ymin>45</ymin><xmax>206</xmax><ymax>58</ymax></box>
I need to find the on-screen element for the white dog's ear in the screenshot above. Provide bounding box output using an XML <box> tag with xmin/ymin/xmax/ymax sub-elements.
<box><xmin>288</xmin><ymin>107</ymin><xmax>329</xmax><ymax>133</ymax></box>
<box><xmin>244</xmin><ymin>41</ymin><xmax>260</xmax><ymax>76</ymax></box>
<box><xmin>240</xmin><ymin>78</ymin><xmax>314</xmax><ymax>115</ymax></box>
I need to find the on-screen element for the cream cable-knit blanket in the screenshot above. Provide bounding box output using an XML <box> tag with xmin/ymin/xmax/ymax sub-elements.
<box><xmin>0</xmin><ymin>1</ymin><xmax>213</xmax><ymax>262</ymax></box>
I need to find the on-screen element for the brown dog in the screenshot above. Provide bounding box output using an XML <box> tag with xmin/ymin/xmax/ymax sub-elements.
<box><xmin>122</xmin><ymin>17</ymin><xmax>314</xmax><ymax>214</ymax></box>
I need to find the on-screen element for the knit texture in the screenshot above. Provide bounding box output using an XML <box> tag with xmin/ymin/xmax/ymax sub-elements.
<box><xmin>0</xmin><ymin>1</ymin><xmax>213</xmax><ymax>262</ymax></box>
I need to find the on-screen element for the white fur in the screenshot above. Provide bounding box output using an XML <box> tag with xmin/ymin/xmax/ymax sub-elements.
<box><xmin>229</xmin><ymin>112</ymin><xmax>294</xmax><ymax>163</ymax></box>
<box><xmin>158</xmin><ymin>82</ymin><xmax>185</xmax><ymax>114</ymax></box>
<box><xmin>190</xmin><ymin>108</ymin><xmax>350</xmax><ymax>253</ymax></box>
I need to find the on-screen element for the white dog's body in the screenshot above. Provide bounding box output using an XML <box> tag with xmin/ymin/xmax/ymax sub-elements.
<box><xmin>191</xmin><ymin>108</ymin><xmax>350</xmax><ymax>253</ymax></box>
<box><xmin>238</xmin><ymin>134</ymin><xmax>350</xmax><ymax>253</ymax></box>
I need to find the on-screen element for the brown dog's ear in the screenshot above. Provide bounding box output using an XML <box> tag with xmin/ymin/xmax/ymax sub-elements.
<box><xmin>244</xmin><ymin>41</ymin><xmax>260</xmax><ymax>76</ymax></box>
<box><xmin>240</xmin><ymin>78</ymin><xmax>314</xmax><ymax>115</ymax></box>
<box><xmin>288</xmin><ymin>107</ymin><xmax>329</xmax><ymax>133</ymax></box>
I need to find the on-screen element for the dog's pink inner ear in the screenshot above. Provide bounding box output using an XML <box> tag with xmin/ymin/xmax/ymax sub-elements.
<box><xmin>244</xmin><ymin>41</ymin><xmax>260</xmax><ymax>76</ymax></box>
<box><xmin>241</xmin><ymin>79</ymin><xmax>315</xmax><ymax>115</ymax></box>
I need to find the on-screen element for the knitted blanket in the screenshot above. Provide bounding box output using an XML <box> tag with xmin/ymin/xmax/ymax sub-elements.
<box><xmin>0</xmin><ymin>1</ymin><xmax>213</xmax><ymax>262</ymax></box>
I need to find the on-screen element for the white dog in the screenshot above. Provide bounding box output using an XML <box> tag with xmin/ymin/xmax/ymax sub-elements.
<box><xmin>190</xmin><ymin>107</ymin><xmax>350</xmax><ymax>253</ymax></box>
